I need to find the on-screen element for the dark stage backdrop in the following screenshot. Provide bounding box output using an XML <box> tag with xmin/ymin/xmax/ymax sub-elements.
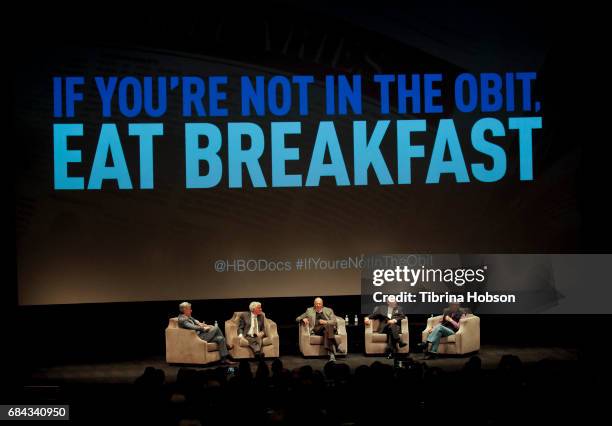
<box><xmin>13</xmin><ymin>3</ymin><xmax>597</xmax><ymax>305</ymax></box>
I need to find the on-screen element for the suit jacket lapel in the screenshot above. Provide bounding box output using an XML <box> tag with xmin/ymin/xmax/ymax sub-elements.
<box><xmin>258</xmin><ymin>314</ymin><xmax>264</xmax><ymax>334</ymax></box>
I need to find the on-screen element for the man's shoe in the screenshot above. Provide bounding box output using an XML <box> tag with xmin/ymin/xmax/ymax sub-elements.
<box><xmin>398</xmin><ymin>341</ymin><xmax>408</xmax><ymax>348</ymax></box>
<box><xmin>221</xmin><ymin>358</ymin><xmax>238</xmax><ymax>366</ymax></box>
<box><xmin>416</xmin><ymin>341</ymin><xmax>429</xmax><ymax>352</ymax></box>
<box><xmin>423</xmin><ymin>353</ymin><xmax>438</xmax><ymax>360</ymax></box>
<box><xmin>384</xmin><ymin>345</ymin><xmax>394</xmax><ymax>359</ymax></box>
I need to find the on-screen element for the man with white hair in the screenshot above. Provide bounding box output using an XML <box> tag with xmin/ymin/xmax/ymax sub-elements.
<box><xmin>177</xmin><ymin>302</ymin><xmax>237</xmax><ymax>365</ymax></box>
<box><xmin>237</xmin><ymin>301</ymin><xmax>266</xmax><ymax>359</ymax></box>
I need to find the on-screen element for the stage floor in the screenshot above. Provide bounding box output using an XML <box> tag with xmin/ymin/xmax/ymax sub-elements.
<box><xmin>28</xmin><ymin>345</ymin><xmax>578</xmax><ymax>384</ymax></box>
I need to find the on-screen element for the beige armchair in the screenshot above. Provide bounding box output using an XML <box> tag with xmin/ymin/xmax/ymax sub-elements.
<box><xmin>224</xmin><ymin>312</ymin><xmax>280</xmax><ymax>359</ymax></box>
<box><xmin>365</xmin><ymin>318</ymin><xmax>409</xmax><ymax>355</ymax></box>
<box><xmin>298</xmin><ymin>316</ymin><xmax>347</xmax><ymax>357</ymax></box>
<box><xmin>421</xmin><ymin>314</ymin><xmax>480</xmax><ymax>354</ymax></box>
<box><xmin>165</xmin><ymin>317</ymin><xmax>222</xmax><ymax>365</ymax></box>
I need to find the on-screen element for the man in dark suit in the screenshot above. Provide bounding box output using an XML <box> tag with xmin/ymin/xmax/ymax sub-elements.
<box><xmin>177</xmin><ymin>302</ymin><xmax>237</xmax><ymax>365</ymax></box>
<box><xmin>364</xmin><ymin>299</ymin><xmax>408</xmax><ymax>357</ymax></box>
<box><xmin>238</xmin><ymin>301</ymin><xmax>266</xmax><ymax>359</ymax></box>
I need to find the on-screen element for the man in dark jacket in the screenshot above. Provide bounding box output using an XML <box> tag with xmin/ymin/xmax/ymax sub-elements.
<box><xmin>177</xmin><ymin>302</ymin><xmax>237</xmax><ymax>365</ymax></box>
<box><xmin>238</xmin><ymin>301</ymin><xmax>266</xmax><ymax>359</ymax></box>
<box><xmin>365</xmin><ymin>299</ymin><xmax>408</xmax><ymax>357</ymax></box>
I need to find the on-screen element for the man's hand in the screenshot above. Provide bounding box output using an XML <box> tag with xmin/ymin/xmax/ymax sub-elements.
<box><xmin>388</xmin><ymin>319</ymin><xmax>397</xmax><ymax>324</ymax></box>
<box><xmin>444</xmin><ymin>315</ymin><xmax>452</xmax><ymax>323</ymax></box>
<box><xmin>364</xmin><ymin>317</ymin><xmax>371</xmax><ymax>325</ymax></box>
<box><xmin>200</xmin><ymin>325</ymin><xmax>211</xmax><ymax>331</ymax></box>
<box><xmin>302</xmin><ymin>318</ymin><xmax>309</xmax><ymax>326</ymax></box>
<box><xmin>257</xmin><ymin>331</ymin><xmax>265</xmax><ymax>338</ymax></box>
<box><xmin>318</xmin><ymin>319</ymin><xmax>328</xmax><ymax>325</ymax></box>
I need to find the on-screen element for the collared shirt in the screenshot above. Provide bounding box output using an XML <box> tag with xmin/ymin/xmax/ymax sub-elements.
<box><xmin>248</xmin><ymin>313</ymin><xmax>260</xmax><ymax>336</ymax></box>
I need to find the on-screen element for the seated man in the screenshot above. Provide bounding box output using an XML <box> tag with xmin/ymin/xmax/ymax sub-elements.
<box><xmin>177</xmin><ymin>302</ymin><xmax>237</xmax><ymax>365</ymax></box>
<box><xmin>417</xmin><ymin>302</ymin><xmax>466</xmax><ymax>359</ymax></box>
<box><xmin>364</xmin><ymin>298</ymin><xmax>407</xmax><ymax>358</ymax></box>
<box><xmin>238</xmin><ymin>301</ymin><xmax>266</xmax><ymax>359</ymax></box>
<box><xmin>296</xmin><ymin>297</ymin><xmax>343</xmax><ymax>361</ymax></box>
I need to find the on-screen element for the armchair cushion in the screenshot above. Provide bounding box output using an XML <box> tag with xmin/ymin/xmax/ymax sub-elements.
<box><xmin>371</xmin><ymin>333</ymin><xmax>388</xmax><ymax>343</ymax></box>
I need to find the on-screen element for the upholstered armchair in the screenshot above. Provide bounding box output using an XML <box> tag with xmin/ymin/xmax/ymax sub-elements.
<box><xmin>224</xmin><ymin>312</ymin><xmax>280</xmax><ymax>359</ymax></box>
<box><xmin>421</xmin><ymin>314</ymin><xmax>480</xmax><ymax>354</ymax></box>
<box><xmin>165</xmin><ymin>317</ymin><xmax>221</xmax><ymax>365</ymax></box>
<box><xmin>298</xmin><ymin>315</ymin><xmax>347</xmax><ymax>357</ymax></box>
<box><xmin>365</xmin><ymin>317</ymin><xmax>409</xmax><ymax>355</ymax></box>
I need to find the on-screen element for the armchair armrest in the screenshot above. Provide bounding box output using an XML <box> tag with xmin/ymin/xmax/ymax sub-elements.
<box><xmin>267</xmin><ymin>319</ymin><xmax>280</xmax><ymax>350</ymax></box>
<box><xmin>455</xmin><ymin>315</ymin><xmax>480</xmax><ymax>353</ymax></box>
<box><xmin>427</xmin><ymin>315</ymin><xmax>443</xmax><ymax>329</ymax></box>
<box><xmin>225</xmin><ymin>318</ymin><xmax>240</xmax><ymax>344</ymax></box>
<box><xmin>422</xmin><ymin>315</ymin><xmax>442</xmax><ymax>341</ymax></box>
<box><xmin>299</xmin><ymin>321</ymin><xmax>310</xmax><ymax>335</ymax></box>
<box><xmin>335</xmin><ymin>316</ymin><xmax>347</xmax><ymax>336</ymax></box>
<box><xmin>457</xmin><ymin>315</ymin><xmax>480</xmax><ymax>336</ymax></box>
<box><xmin>364</xmin><ymin>319</ymin><xmax>374</xmax><ymax>345</ymax></box>
<box><xmin>176</xmin><ymin>328</ymin><xmax>199</xmax><ymax>339</ymax></box>
<box><xmin>186</xmin><ymin>328</ymin><xmax>207</xmax><ymax>345</ymax></box>
<box><xmin>266</xmin><ymin>319</ymin><xmax>279</xmax><ymax>338</ymax></box>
